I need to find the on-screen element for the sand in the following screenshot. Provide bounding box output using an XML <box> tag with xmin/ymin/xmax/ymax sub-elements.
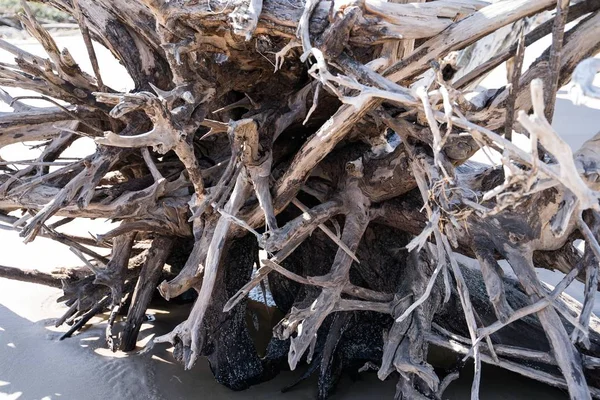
<box><xmin>0</xmin><ymin>34</ymin><xmax>598</xmax><ymax>400</ymax></box>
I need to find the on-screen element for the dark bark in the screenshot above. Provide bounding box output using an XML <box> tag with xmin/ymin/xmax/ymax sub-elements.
<box><xmin>121</xmin><ymin>235</ymin><xmax>174</xmax><ymax>351</ymax></box>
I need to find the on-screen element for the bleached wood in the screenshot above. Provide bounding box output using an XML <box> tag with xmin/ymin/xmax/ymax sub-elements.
<box><xmin>0</xmin><ymin>0</ymin><xmax>599</xmax><ymax>398</ymax></box>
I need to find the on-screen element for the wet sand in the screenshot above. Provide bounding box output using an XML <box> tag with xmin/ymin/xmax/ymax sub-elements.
<box><xmin>0</xmin><ymin>277</ymin><xmax>571</xmax><ymax>400</ymax></box>
<box><xmin>1</xmin><ymin>35</ymin><xmax>598</xmax><ymax>400</ymax></box>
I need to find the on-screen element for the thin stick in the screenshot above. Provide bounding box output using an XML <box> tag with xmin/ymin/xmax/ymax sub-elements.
<box><xmin>504</xmin><ymin>29</ymin><xmax>525</xmax><ymax>141</ymax></box>
<box><xmin>44</xmin><ymin>227</ymin><xmax>110</xmax><ymax>265</ymax></box>
<box><xmin>471</xmin><ymin>257</ymin><xmax>585</xmax><ymax>353</ymax></box>
<box><xmin>262</xmin><ymin>258</ymin><xmax>311</xmax><ymax>285</ymax></box>
<box><xmin>69</xmin><ymin>246</ymin><xmax>102</xmax><ymax>275</ymax></box>
<box><xmin>428</xmin><ymin>334</ymin><xmax>600</xmax><ymax>398</ymax></box>
<box><xmin>0</xmin><ymin>264</ymin><xmax>65</xmax><ymax>287</ymax></box>
<box><xmin>73</xmin><ymin>0</ymin><xmax>105</xmax><ymax>91</ymax></box>
<box><xmin>545</xmin><ymin>0</ymin><xmax>570</xmax><ymax>123</ymax></box>
<box><xmin>11</xmin><ymin>95</ymin><xmax>105</xmax><ymax>134</ymax></box>
<box><xmin>291</xmin><ymin>198</ymin><xmax>360</xmax><ymax>263</ymax></box>
<box><xmin>394</xmin><ymin>245</ymin><xmax>445</xmax><ymax>323</ymax></box>
<box><xmin>440</xmin><ymin>234</ymin><xmax>481</xmax><ymax>400</ymax></box>
<box><xmin>574</xmin><ymin>216</ymin><xmax>600</xmax><ymax>345</ymax></box>
<box><xmin>59</xmin><ymin>296</ymin><xmax>110</xmax><ymax>340</ymax></box>
<box><xmin>0</xmin><ymin>160</ymin><xmax>74</xmax><ymax>166</ymax></box>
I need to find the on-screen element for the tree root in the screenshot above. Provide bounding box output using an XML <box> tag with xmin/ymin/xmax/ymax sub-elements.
<box><xmin>2</xmin><ymin>0</ymin><xmax>600</xmax><ymax>398</ymax></box>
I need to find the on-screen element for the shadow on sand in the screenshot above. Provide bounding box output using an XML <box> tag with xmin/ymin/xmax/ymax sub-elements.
<box><xmin>0</xmin><ymin>299</ymin><xmax>571</xmax><ymax>400</ymax></box>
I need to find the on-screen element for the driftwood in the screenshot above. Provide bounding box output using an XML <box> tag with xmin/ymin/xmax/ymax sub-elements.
<box><xmin>1</xmin><ymin>0</ymin><xmax>600</xmax><ymax>398</ymax></box>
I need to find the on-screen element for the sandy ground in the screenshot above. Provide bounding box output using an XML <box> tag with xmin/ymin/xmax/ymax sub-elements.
<box><xmin>0</xmin><ymin>33</ymin><xmax>599</xmax><ymax>400</ymax></box>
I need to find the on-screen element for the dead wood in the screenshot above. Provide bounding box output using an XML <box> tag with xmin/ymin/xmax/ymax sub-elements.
<box><xmin>1</xmin><ymin>0</ymin><xmax>600</xmax><ymax>398</ymax></box>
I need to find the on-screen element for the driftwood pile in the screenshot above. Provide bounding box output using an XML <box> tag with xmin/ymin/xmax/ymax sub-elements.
<box><xmin>1</xmin><ymin>0</ymin><xmax>600</xmax><ymax>398</ymax></box>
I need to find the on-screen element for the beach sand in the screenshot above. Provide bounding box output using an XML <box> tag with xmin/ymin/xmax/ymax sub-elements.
<box><xmin>0</xmin><ymin>35</ymin><xmax>598</xmax><ymax>400</ymax></box>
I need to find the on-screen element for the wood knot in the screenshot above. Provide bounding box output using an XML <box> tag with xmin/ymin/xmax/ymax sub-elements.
<box><xmin>346</xmin><ymin>157</ymin><xmax>364</xmax><ymax>178</ymax></box>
